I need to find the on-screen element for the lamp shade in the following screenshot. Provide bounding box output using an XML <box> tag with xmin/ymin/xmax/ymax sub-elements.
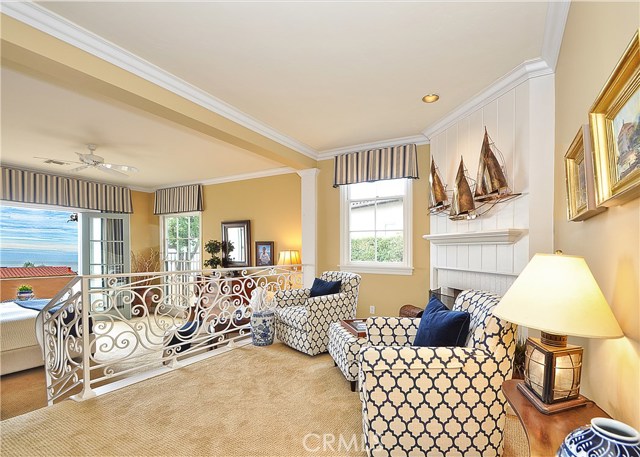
<box><xmin>277</xmin><ymin>250</ymin><xmax>301</xmax><ymax>266</ymax></box>
<box><xmin>493</xmin><ymin>253</ymin><xmax>623</xmax><ymax>339</ymax></box>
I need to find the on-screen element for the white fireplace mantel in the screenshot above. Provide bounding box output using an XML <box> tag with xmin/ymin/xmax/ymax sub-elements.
<box><xmin>423</xmin><ymin>229</ymin><xmax>527</xmax><ymax>246</ymax></box>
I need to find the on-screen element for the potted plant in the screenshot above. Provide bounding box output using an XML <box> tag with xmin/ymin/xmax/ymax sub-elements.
<box><xmin>17</xmin><ymin>284</ymin><xmax>34</xmax><ymax>300</ymax></box>
<box><xmin>130</xmin><ymin>248</ymin><xmax>161</xmax><ymax>314</ymax></box>
<box><xmin>203</xmin><ymin>240</ymin><xmax>234</xmax><ymax>269</ymax></box>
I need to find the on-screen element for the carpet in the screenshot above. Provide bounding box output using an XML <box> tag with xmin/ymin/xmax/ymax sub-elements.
<box><xmin>0</xmin><ymin>342</ymin><xmax>528</xmax><ymax>456</ymax></box>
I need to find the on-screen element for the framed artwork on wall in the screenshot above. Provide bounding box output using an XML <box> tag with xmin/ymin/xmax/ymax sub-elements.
<box><xmin>564</xmin><ymin>125</ymin><xmax>607</xmax><ymax>221</ymax></box>
<box><xmin>255</xmin><ymin>241</ymin><xmax>275</xmax><ymax>266</ymax></box>
<box><xmin>589</xmin><ymin>29</ymin><xmax>640</xmax><ymax>207</ymax></box>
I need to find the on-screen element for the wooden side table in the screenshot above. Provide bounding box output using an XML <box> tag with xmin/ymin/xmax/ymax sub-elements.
<box><xmin>502</xmin><ymin>379</ymin><xmax>610</xmax><ymax>457</ymax></box>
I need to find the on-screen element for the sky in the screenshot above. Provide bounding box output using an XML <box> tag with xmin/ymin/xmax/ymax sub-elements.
<box><xmin>0</xmin><ymin>204</ymin><xmax>79</xmax><ymax>271</ymax></box>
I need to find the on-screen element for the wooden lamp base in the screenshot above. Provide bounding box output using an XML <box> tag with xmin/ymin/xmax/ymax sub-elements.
<box><xmin>517</xmin><ymin>382</ymin><xmax>591</xmax><ymax>415</ymax></box>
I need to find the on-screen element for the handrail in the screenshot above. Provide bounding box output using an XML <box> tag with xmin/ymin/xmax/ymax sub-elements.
<box><xmin>38</xmin><ymin>265</ymin><xmax>304</xmax><ymax>404</ymax></box>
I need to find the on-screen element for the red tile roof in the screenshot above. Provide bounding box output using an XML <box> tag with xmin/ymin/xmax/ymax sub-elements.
<box><xmin>0</xmin><ymin>266</ymin><xmax>77</xmax><ymax>279</ymax></box>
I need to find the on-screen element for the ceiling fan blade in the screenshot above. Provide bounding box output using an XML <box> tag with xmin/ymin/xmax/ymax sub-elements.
<box><xmin>70</xmin><ymin>165</ymin><xmax>90</xmax><ymax>172</ymax></box>
<box><xmin>102</xmin><ymin>163</ymin><xmax>139</xmax><ymax>173</ymax></box>
<box><xmin>97</xmin><ymin>164</ymin><xmax>128</xmax><ymax>177</ymax></box>
<box><xmin>33</xmin><ymin>157</ymin><xmax>82</xmax><ymax>165</ymax></box>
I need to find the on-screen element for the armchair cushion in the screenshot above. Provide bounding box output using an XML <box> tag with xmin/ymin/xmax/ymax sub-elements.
<box><xmin>309</xmin><ymin>278</ymin><xmax>341</xmax><ymax>297</ymax></box>
<box><xmin>413</xmin><ymin>295</ymin><xmax>470</xmax><ymax>347</ymax></box>
<box><xmin>275</xmin><ymin>306</ymin><xmax>308</xmax><ymax>330</ymax></box>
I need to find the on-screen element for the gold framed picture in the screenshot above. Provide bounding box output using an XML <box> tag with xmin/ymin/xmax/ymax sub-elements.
<box><xmin>564</xmin><ymin>125</ymin><xmax>606</xmax><ymax>221</ymax></box>
<box><xmin>589</xmin><ymin>29</ymin><xmax>640</xmax><ymax>207</ymax></box>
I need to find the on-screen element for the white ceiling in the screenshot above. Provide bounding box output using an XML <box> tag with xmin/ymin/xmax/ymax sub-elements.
<box><xmin>0</xmin><ymin>66</ymin><xmax>284</xmax><ymax>189</ymax></box>
<box><xmin>1</xmin><ymin>2</ymin><xmax>552</xmax><ymax>189</ymax></box>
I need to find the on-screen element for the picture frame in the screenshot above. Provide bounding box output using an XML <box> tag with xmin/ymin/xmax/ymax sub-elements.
<box><xmin>564</xmin><ymin>125</ymin><xmax>607</xmax><ymax>221</ymax></box>
<box><xmin>589</xmin><ymin>29</ymin><xmax>640</xmax><ymax>207</ymax></box>
<box><xmin>255</xmin><ymin>241</ymin><xmax>275</xmax><ymax>267</ymax></box>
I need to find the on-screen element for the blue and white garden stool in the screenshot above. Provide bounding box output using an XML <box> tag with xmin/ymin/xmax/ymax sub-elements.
<box><xmin>251</xmin><ymin>309</ymin><xmax>275</xmax><ymax>346</ymax></box>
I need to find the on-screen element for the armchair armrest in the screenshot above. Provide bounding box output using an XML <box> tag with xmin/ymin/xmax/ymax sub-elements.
<box><xmin>359</xmin><ymin>345</ymin><xmax>488</xmax><ymax>373</ymax></box>
<box><xmin>273</xmin><ymin>288</ymin><xmax>310</xmax><ymax>308</ymax></box>
<box><xmin>366</xmin><ymin>316</ymin><xmax>420</xmax><ymax>347</ymax></box>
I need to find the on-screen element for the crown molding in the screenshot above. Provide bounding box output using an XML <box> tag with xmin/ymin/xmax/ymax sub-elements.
<box><xmin>159</xmin><ymin>167</ymin><xmax>296</xmax><ymax>190</ymax></box>
<box><xmin>422</xmin><ymin>58</ymin><xmax>553</xmax><ymax>139</ymax></box>
<box><xmin>316</xmin><ymin>134</ymin><xmax>429</xmax><ymax>161</ymax></box>
<box><xmin>541</xmin><ymin>0</ymin><xmax>570</xmax><ymax>71</ymax></box>
<box><xmin>2</xmin><ymin>2</ymin><xmax>319</xmax><ymax>161</ymax></box>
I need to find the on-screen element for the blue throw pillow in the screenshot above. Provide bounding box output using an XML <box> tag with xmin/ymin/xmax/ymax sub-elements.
<box><xmin>309</xmin><ymin>278</ymin><xmax>342</xmax><ymax>297</ymax></box>
<box><xmin>413</xmin><ymin>295</ymin><xmax>470</xmax><ymax>347</ymax></box>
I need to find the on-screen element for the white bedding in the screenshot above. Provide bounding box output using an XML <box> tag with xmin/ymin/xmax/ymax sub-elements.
<box><xmin>0</xmin><ymin>302</ymin><xmax>39</xmax><ymax>352</ymax></box>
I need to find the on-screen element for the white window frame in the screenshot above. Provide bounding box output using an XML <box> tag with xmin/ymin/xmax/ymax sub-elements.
<box><xmin>339</xmin><ymin>179</ymin><xmax>413</xmax><ymax>275</ymax></box>
<box><xmin>160</xmin><ymin>211</ymin><xmax>202</xmax><ymax>272</ymax></box>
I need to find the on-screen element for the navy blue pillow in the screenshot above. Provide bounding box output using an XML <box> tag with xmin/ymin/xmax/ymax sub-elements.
<box><xmin>413</xmin><ymin>295</ymin><xmax>470</xmax><ymax>347</ymax></box>
<box><xmin>309</xmin><ymin>278</ymin><xmax>342</xmax><ymax>297</ymax></box>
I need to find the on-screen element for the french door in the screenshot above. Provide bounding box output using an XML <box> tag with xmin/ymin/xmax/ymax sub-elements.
<box><xmin>79</xmin><ymin>213</ymin><xmax>130</xmax><ymax>316</ymax></box>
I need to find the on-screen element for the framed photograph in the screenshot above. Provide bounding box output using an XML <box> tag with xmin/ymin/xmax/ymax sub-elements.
<box><xmin>589</xmin><ymin>29</ymin><xmax>640</xmax><ymax>207</ymax></box>
<box><xmin>255</xmin><ymin>241</ymin><xmax>275</xmax><ymax>266</ymax></box>
<box><xmin>564</xmin><ymin>125</ymin><xmax>606</xmax><ymax>221</ymax></box>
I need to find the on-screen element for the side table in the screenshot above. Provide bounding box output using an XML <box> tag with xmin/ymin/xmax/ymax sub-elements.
<box><xmin>502</xmin><ymin>379</ymin><xmax>610</xmax><ymax>457</ymax></box>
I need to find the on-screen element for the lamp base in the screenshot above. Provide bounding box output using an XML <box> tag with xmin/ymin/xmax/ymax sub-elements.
<box><xmin>517</xmin><ymin>382</ymin><xmax>590</xmax><ymax>415</ymax></box>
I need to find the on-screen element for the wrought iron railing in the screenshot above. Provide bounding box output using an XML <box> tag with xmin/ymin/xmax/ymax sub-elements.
<box><xmin>36</xmin><ymin>266</ymin><xmax>303</xmax><ymax>404</ymax></box>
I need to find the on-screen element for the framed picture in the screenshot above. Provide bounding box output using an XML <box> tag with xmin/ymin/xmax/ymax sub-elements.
<box><xmin>564</xmin><ymin>125</ymin><xmax>606</xmax><ymax>221</ymax></box>
<box><xmin>255</xmin><ymin>241</ymin><xmax>275</xmax><ymax>266</ymax></box>
<box><xmin>589</xmin><ymin>29</ymin><xmax>640</xmax><ymax>207</ymax></box>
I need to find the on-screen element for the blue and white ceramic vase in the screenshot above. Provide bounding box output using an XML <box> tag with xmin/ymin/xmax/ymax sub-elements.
<box><xmin>251</xmin><ymin>309</ymin><xmax>275</xmax><ymax>346</ymax></box>
<box><xmin>558</xmin><ymin>417</ymin><xmax>640</xmax><ymax>457</ymax></box>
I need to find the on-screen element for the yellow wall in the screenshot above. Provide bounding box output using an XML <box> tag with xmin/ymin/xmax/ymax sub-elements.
<box><xmin>201</xmin><ymin>173</ymin><xmax>302</xmax><ymax>266</ymax></box>
<box><xmin>554</xmin><ymin>3</ymin><xmax>639</xmax><ymax>427</ymax></box>
<box><xmin>130</xmin><ymin>190</ymin><xmax>160</xmax><ymax>256</ymax></box>
<box><xmin>317</xmin><ymin>144</ymin><xmax>430</xmax><ymax>317</ymax></box>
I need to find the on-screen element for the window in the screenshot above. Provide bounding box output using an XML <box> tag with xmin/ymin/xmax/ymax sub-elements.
<box><xmin>340</xmin><ymin>178</ymin><xmax>413</xmax><ymax>275</ymax></box>
<box><xmin>161</xmin><ymin>213</ymin><xmax>201</xmax><ymax>272</ymax></box>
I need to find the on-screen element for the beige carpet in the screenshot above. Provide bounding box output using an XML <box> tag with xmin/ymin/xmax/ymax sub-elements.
<box><xmin>0</xmin><ymin>343</ymin><xmax>528</xmax><ymax>456</ymax></box>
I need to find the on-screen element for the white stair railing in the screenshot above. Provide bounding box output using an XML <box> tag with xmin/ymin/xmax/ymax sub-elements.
<box><xmin>37</xmin><ymin>266</ymin><xmax>303</xmax><ymax>404</ymax></box>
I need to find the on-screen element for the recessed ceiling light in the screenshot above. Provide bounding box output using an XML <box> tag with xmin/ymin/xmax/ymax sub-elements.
<box><xmin>422</xmin><ymin>94</ymin><xmax>440</xmax><ymax>103</ymax></box>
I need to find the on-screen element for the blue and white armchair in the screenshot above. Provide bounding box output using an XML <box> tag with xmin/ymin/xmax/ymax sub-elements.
<box><xmin>274</xmin><ymin>271</ymin><xmax>361</xmax><ymax>356</ymax></box>
<box><xmin>359</xmin><ymin>290</ymin><xmax>517</xmax><ymax>457</ymax></box>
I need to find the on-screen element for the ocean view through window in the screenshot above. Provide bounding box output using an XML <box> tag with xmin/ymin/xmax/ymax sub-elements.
<box><xmin>0</xmin><ymin>204</ymin><xmax>79</xmax><ymax>272</ymax></box>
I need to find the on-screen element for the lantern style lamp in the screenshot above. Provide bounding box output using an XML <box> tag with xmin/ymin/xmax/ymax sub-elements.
<box><xmin>493</xmin><ymin>252</ymin><xmax>623</xmax><ymax>414</ymax></box>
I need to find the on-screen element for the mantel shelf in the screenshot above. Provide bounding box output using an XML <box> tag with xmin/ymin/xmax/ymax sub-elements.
<box><xmin>422</xmin><ymin>229</ymin><xmax>527</xmax><ymax>246</ymax></box>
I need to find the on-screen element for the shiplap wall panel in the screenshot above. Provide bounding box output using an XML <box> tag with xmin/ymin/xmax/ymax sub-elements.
<box><xmin>428</xmin><ymin>78</ymin><xmax>540</xmax><ymax>295</ymax></box>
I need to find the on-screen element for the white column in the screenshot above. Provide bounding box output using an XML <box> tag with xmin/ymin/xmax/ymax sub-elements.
<box><xmin>297</xmin><ymin>168</ymin><xmax>320</xmax><ymax>287</ymax></box>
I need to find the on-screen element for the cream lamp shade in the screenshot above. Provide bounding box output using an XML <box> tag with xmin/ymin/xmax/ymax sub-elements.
<box><xmin>277</xmin><ymin>250</ymin><xmax>301</xmax><ymax>266</ymax></box>
<box><xmin>493</xmin><ymin>253</ymin><xmax>623</xmax><ymax>339</ymax></box>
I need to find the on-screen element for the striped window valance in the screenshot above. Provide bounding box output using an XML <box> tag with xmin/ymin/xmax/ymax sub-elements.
<box><xmin>154</xmin><ymin>184</ymin><xmax>203</xmax><ymax>215</ymax></box>
<box><xmin>333</xmin><ymin>143</ymin><xmax>419</xmax><ymax>187</ymax></box>
<box><xmin>1</xmin><ymin>167</ymin><xmax>133</xmax><ymax>213</ymax></box>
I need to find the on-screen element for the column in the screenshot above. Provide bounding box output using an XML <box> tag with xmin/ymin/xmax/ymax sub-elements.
<box><xmin>297</xmin><ymin>168</ymin><xmax>320</xmax><ymax>287</ymax></box>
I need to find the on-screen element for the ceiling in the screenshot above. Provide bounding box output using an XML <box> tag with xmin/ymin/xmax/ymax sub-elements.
<box><xmin>0</xmin><ymin>66</ymin><xmax>284</xmax><ymax>189</ymax></box>
<box><xmin>1</xmin><ymin>1</ymin><xmax>552</xmax><ymax>188</ymax></box>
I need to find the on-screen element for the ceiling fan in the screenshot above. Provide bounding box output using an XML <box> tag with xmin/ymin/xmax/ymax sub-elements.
<box><xmin>35</xmin><ymin>144</ymin><xmax>139</xmax><ymax>177</ymax></box>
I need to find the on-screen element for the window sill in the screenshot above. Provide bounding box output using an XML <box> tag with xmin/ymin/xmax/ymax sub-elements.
<box><xmin>339</xmin><ymin>264</ymin><xmax>414</xmax><ymax>276</ymax></box>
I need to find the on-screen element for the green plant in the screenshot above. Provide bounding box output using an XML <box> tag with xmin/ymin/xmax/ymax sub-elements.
<box><xmin>350</xmin><ymin>235</ymin><xmax>404</xmax><ymax>262</ymax></box>
<box><xmin>18</xmin><ymin>284</ymin><xmax>33</xmax><ymax>292</ymax></box>
<box><xmin>203</xmin><ymin>240</ymin><xmax>235</xmax><ymax>268</ymax></box>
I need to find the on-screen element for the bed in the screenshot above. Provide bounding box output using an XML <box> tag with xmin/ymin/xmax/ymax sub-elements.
<box><xmin>0</xmin><ymin>301</ymin><xmax>44</xmax><ymax>375</ymax></box>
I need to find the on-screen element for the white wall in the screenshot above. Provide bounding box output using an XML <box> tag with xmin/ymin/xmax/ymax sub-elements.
<box><xmin>428</xmin><ymin>74</ymin><xmax>555</xmax><ymax>295</ymax></box>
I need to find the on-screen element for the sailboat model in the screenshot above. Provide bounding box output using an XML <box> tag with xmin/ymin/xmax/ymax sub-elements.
<box><xmin>474</xmin><ymin>128</ymin><xmax>515</xmax><ymax>202</ymax></box>
<box><xmin>449</xmin><ymin>157</ymin><xmax>476</xmax><ymax>220</ymax></box>
<box><xmin>428</xmin><ymin>157</ymin><xmax>450</xmax><ymax>214</ymax></box>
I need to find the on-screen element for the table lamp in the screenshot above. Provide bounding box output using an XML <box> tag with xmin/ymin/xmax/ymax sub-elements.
<box><xmin>493</xmin><ymin>251</ymin><xmax>623</xmax><ymax>414</ymax></box>
<box><xmin>277</xmin><ymin>250</ymin><xmax>301</xmax><ymax>267</ymax></box>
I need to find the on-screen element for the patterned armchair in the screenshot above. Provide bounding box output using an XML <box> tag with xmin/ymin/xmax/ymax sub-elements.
<box><xmin>274</xmin><ymin>271</ymin><xmax>361</xmax><ymax>356</ymax></box>
<box><xmin>359</xmin><ymin>290</ymin><xmax>517</xmax><ymax>457</ymax></box>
